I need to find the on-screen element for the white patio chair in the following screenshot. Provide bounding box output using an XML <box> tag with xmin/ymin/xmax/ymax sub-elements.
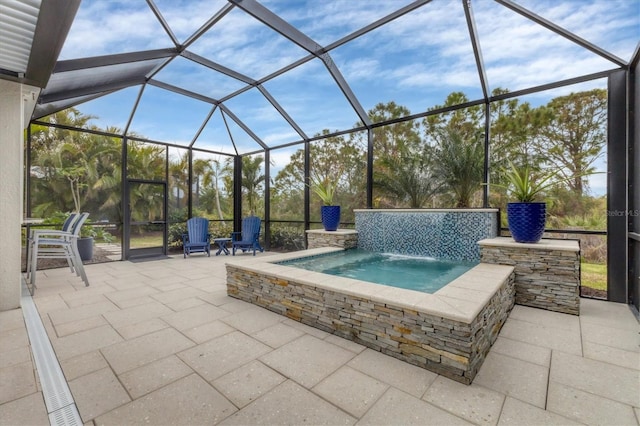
<box><xmin>27</xmin><ymin>212</ymin><xmax>90</xmax><ymax>289</ymax></box>
<box><xmin>26</xmin><ymin>213</ymin><xmax>78</xmax><ymax>282</ymax></box>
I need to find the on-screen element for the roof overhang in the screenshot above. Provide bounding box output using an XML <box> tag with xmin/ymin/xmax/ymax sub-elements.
<box><xmin>0</xmin><ymin>0</ymin><xmax>81</xmax><ymax>88</ymax></box>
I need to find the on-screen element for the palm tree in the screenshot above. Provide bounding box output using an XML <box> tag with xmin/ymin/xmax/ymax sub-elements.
<box><xmin>31</xmin><ymin>110</ymin><xmax>118</xmax><ymax>215</ymax></box>
<box><xmin>192</xmin><ymin>158</ymin><xmax>212</xmax><ymax>208</ymax></box>
<box><xmin>168</xmin><ymin>152</ymin><xmax>189</xmax><ymax>210</ymax></box>
<box><xmin>241</xmin><ymin>156</ymin><xmax>265</xmax><ymax>215</ymax></box>
<box><xmin>374</xmin><ymin>151</ymin><xmax>440</xmax><ymax>208</ymax></box>
<box><xmin>432</xmin><ymin>128</ymin><xmax>484</xmax><ymax>208</ymax></box>
<box><xmin>212</xmin><ymin>157</ymin><xmax>232</xmax><ymax>220</ymax></box>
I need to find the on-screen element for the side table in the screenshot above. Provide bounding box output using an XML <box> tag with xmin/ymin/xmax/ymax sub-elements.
<box><xmin>213</xmin><ymin>237</ymin><xmax>231</xmax><ymax>255</ymax></box>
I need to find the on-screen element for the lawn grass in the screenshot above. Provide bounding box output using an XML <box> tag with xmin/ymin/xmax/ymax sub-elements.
<box><xmin>581</xmin><ymin>262</ymin><xmax>607</xmax><ymax>291</ymax></box>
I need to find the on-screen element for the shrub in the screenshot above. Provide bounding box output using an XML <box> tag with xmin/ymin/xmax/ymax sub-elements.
<box><xmin>270</xmin><ymin>225</ymin><xmax>305</xmax><ymax>252</ymax></box>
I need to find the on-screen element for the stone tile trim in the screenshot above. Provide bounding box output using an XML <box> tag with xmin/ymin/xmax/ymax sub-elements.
<box><xmin>306</xmin><ymin>229</ymin><xmax>358</xmax><ymax>250</ymax></box>
<box><xmin>479</xmin><ymin>237</ymin><xmax>580</xmax><ymax>315</ymax></box>
<box><xmin>226</xmin><ymin>255</ymin><xmax>515</xmax><ymax>385</ymax></box>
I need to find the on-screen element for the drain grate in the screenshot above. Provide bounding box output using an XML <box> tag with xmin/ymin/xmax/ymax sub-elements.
<box><xmin>21</xmin><ymin>279</ymin><xmax>83</xmax><ymax>426</ymax></box>
<box><xmin>49</xmin><ymin>404</ymin><xmax>82</xmax><ymax>426</ymax></box>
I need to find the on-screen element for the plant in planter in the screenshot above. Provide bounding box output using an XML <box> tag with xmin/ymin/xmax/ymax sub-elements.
<box><xmin>310</xmin><ymin>176</ymin><xmax>340</xmax><ymax>231</ymax></box>
<box><xmin>78</xmin><ymin>219</ymin><xmax>114</xmax><ymax>261</ymax></box>
<box><xmin>493</xmin><ymin>162</ymin><xmax>559</xmax><ymax>243</ymax></box>
<box><xmin>77</xmin><ymin>224</ymin><xmax>95</xmax><ymax>261</ymax></box>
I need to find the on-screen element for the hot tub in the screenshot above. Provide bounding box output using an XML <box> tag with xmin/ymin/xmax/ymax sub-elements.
<box><xmin>226</xmin><ymin>247</ymin><xmax>515</xmax><ymax>384</ymax></box>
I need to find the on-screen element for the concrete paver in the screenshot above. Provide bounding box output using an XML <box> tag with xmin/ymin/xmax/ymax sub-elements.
<box><xmin>497</xmin><ymin>397</ymin><xmax>581</xmax><ymax>425</ymax></box>
<box><xmin>100</xmin><ymin>327</ymin><xmax>194</xmax><ymax>374</ymax></box>
<box><xmin>59</xmin><ymin>350</ymin><xmax>109</xmax><ymax>381</ymax></box>
<box><xmin>0</xmin><ymin>392</ymin><xmax>49</xmax><ymax>425</ymax></box>
<box><xmin>546</xmin><ymin>381</ymin><xmax>639</xmax><ymax>425</ymax></box>
<box><xmin>260</xmin><ymin>334</ymin><xmax>357</xmax><ymax>388</ymax></box>
<box><xmin>219</xmin><ymin>380</ymin><xmax>356</xmax><ymax>425</ymax></box>
<box><xmin>212</xmin><ymin>360</ymin><xmax>287</xmax><ymax>408</ymax></box>
<box><xmin>2</xmin><ymin>255</ymin><xmax>639</xmax><ymax>425</ymax></box>
<box><xmin>250</xmin><ymin>321</ymin><xmax>306</xmax><ymax>348</ymax></box>
<box><xmin>160</xmin><ymin>302</ymin><xmax>231</xmax><ymax>331</ymax></box>
<box><xmin>68</xmin><ymin>367</ymin><xmax>131</xmax><ymax>420</ymax></box>
<box><xmin>489</xmin><ymin>336</ymin><xmax>552</xmax><ymax>367</ymax></box>
<box><xmin>182</xmin><ymin>319</ymin><xmax>235</xmax><ymax>344</ymax></box>
<box><xmin>549</xmin><ymin>351</ymin><xmax>640</xmax><ymax>408</ymax></box>
<box><xmin>358</xmin><ymin>387</ymin><xmax>473</xmax><ymax>425</ymax></box>
<box><xmin>52</xmin><ymin>324</ymin><xmax>123</xmax><ymax>360</ymax></box>
<box><xmin>347</xmin><ymin>348</ymin><xmax>438</xmax><ymax>398</ymax></box>
<box><xmin>0</xmin><ymin>361</ymin><xmax>37</xmax><ymax>405</ymax></box>
<box><xmin>95</xmin><ymin>374</ymin><xmax>237</xmax><ymax>425</ymax></box>
<box><xmin>423</xmin><ymin>376</ymin><xmax>505</xmax><ymax>426</ymax></box>
<box><xmin>497</xmin><ymin>318</ymin><xmax>583</xmax><ymax>356</ymax></box>
<box><xmin>179</xmin><ymin>331</ymin><xmax>272</xmax><ymax>381</ymax></box>
<box><xmin>473</xmin><ymin>351</ymin><xmax>549</xmax><ymax>408</ymax></box>
<box><xmin>220</xmin><ymin>306</ymin><xmax>287</xmax><ymax>334</ymax></box>
<box><xmin>312</xmin><ymin>365</ymin><xmax>389</xmax><ymax>418</ymax></box>
<box><xmin>119</xmin><ymin>355</ymin><xmax>193</xmax><ymax>399</ymax></box>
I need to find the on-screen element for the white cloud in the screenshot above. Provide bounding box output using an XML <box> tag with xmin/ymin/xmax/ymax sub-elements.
<box><xmin>58</xmin><ymin>0</ymin><xmax>638</xmax><ymax>148</ymax></box>
<box><xmin>60</xmin><ymin>2</ymin><xmax>173</xmax><ymax>59</ymax></box>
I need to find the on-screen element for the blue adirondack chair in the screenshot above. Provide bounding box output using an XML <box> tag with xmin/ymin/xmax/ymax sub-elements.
<box><xmin>231</xmin><ymin>216</ymin><xmax>264</xmax><ymax>256</ymax></box>
<box><xmin>183</xmin><ymin>217</ymin><xmax>211</xmax><ymax>257</ymax></box>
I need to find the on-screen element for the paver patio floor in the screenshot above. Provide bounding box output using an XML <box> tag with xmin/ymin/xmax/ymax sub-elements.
<box><xmin>1</xmin><ymin>253</ymin><xmax>638</xmax><ymax>425</ymax></box>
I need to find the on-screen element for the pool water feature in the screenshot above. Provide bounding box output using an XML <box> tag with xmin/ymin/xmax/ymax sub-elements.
<box><xmin>278</xmin><ymin>249</ymin><xmax>476</xmax><ymax>294</ymax></box>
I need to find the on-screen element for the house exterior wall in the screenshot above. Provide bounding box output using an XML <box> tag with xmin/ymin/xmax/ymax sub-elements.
<box><xmin>0</xmin><ymin>80</ymin><xmax>24</xmax><ymax>311</ymax></box>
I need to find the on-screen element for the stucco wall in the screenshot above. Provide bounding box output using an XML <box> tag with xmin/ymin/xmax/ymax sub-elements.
<box><xmin>0</xmin><ymin>80</ymin><xmax>24</xmax><ymax>311</ymax></box>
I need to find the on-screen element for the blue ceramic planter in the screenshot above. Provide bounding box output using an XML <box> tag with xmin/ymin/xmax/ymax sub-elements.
<box><xmin>321</xmin><ymin>205</ymin><xmax>341</xmax><ymax>231</ymax></box>
<box><xmin>507</xmin><ymin>202</ymin><xmax>546</xmax><ymax>243</ymax></box>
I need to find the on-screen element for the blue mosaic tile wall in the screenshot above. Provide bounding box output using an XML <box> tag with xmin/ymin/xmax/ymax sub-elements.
<box><xmin>355</xmin><ymin>210</ymin><xmax>498</xmax><ymax>262</ymax></box>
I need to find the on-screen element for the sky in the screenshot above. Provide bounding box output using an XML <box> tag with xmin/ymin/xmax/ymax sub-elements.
<box><xmin>55</xmin><ymin>0</ymin><xmax>640</xmax><ymax>196</ymax></box>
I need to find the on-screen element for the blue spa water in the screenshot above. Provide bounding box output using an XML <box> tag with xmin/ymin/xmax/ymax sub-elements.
<box><xmin>279</xmin><ymin>249</ymin><xmax>476</xmax><ymax>294</ymax></box>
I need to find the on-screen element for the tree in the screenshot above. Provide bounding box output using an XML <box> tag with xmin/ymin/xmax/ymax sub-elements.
<box><xmin>198</xmin><ymin>157</ymin><xmax>233</xmax><ymax>220</ymax></box>
<box><xmin>374</xmin><ymin>149</ymin><xmax>440</xmax><ymax>208</ymax></box>
<box><xmin>432</xmin><ymin>127</ymin><xmax>484</xmax><ymax>208</ymax></box>
<box><xmin>30</xmin><ymin>110</ymin><xmax>120</xmax><ymax>216</ymax></box>
<box><xmin>367</xmin><ymin>102</ymin><xmax>422</xmax><ymax>158</ymax></box>
<box><xmin>533</xmin><ymin>89</ymin><xmax>607</xmax><ymax>196</ymax></box>
<box><xmin>169</xmin><ymin>151</ymin><xmax>189</xmax><ymax>210</ymax></box>
<box><xmin>355</xmin><ymin>102</ymin><xmax>427</xmax><ymax>208</ymax></box>
<box><xmin>424</xmin><ymin>92</ymin><xmax>483</xmax><ymax>142</ymax></box>
<box><xmin>242</xmin><ymin>155</ymin><xmax>265</xmax><ymax>215</ymax></box>
<box><xmin>192</xmin><ymin>158</ymin><xmax>212</xmax><ymax>208</ymax></box>
<box><xmin>124</xmin><ymin>141</ymin><xmax>166</xmax><ymax>225</ymax></box>
<box><xmin>489</xmin><ymin>88</ymin><xmax>551</xmax><ymax>171</ymax></box>
<box><xmin>424</xmin><ymin>94</ymin><xmax>485</xmax><ymax>207</ymax></box>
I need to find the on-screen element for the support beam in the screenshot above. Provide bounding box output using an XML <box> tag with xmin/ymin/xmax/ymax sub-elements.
<box><xmin>463</xmin><ymin>0</ymin><xmax>490</xmax><ymax>100</ymax></box>
<box><xmin>496</xmin><ymin>0</ymin><xmax>627</xmax><ymax>67</ymax></box>
<box><xmin>230</xmin><ymin>0</ymin><xmax>371</xmax><ymax>127</ymax></box>
<box><xmin>264</xmin><ymin>149</ymin><xmax>271</xmax><ymax>250</ymax></box>
<box><xmin>483</xmin><ymin>103</ymin><xmax>491</xmax><ymax>207</ymax></box>
<box><xmin>233</xmin><ymin>156</ymin><xmax>243</xmax><ymax>232</ymax></box>
<box><xmin>219</xmin><ymin>104</ymin><xmax>269</xmax><ymax>150</ymax></box>
<box><xmin>630</xmin><ymin>47</ymin><xmax>640</xmax><ymax>312</ymax></box>
<box><xmin>608</xmin><ymin>70</ymin><xmax>628</xmax><ymax>302</ymax></box>
<box><xmin>304</xmin><ymin>141</ymin><xmax>310</xmax><ymax>242</ymax></box>
<box><xmin>53</xmin><ymin>49</ymin><xmax>178</xmax><ymax>73</ymax></box>
<box><xmin>367</xmin><ymin>128</ymin><xmax>374</xmax><ymax>209</ymax></box>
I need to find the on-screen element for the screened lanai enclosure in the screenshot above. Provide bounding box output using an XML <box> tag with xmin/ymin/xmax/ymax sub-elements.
<box><xmin>4</xmin><ymin>0</ymin><xmax>639</xmax><ymax>309</ymax></box>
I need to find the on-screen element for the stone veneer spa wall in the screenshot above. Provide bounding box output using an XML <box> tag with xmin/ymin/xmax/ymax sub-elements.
<box><xmin>355</xmin><ymin>209</ymin><xmax>499</xmax><ymax>262</ymax></box>
<box><xmin>226</xmin><ymin>249</ymin><xmax>515</xmax><ymax>385</ymax></box>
